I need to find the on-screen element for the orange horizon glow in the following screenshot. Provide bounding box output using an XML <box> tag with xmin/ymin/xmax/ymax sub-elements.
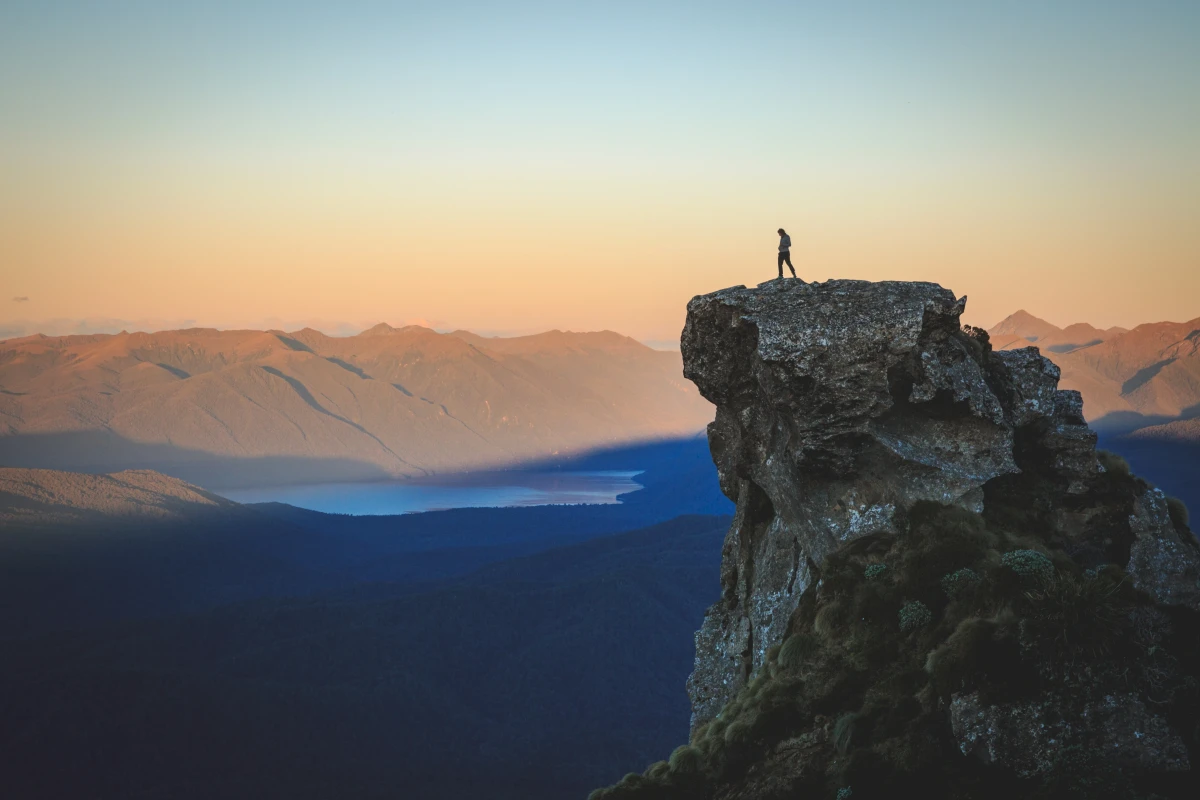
<box><xmin>3</xmin><ymin>3</ymin><xmax>1198</xmax><ymax>342</ymax></box>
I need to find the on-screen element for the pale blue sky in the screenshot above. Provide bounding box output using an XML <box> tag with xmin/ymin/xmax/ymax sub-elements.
<box><xmin>3</xmin><ymin>1</ymin><xmax>1198</xmax><ymax>337</ymax></box>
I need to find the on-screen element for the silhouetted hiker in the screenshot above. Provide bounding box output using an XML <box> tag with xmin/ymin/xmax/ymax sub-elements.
<box><xmin>777</xmin><ymin>228</ymin><xmax>798</xmax><ymax>279</ymax></box>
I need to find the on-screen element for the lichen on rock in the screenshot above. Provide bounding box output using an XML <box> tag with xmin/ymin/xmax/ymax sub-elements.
<box><xmin>950</xmin><ymin>691</ymin><xmax>1189</xmax><ymax>778</ymax></box>
<box><xmin>1127</xmin><ymin>486</ymin><xmax>1200</xmax><ymax>610</ymax></box>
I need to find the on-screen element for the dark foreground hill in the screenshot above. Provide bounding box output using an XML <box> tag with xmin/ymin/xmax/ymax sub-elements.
<box><xmin>0</xmin><ymin>437</ymin><xmax>730</xmax><ymax>634</ymax></box>
<box><xmin>0</xmin><ymin>438</ymin><xmax>733</xmax><ymax>798</ymax></box>
<box><xmin>0</xmin><ymin>515</ymin><xmax>728</xmax><ymax>800</ymax></box>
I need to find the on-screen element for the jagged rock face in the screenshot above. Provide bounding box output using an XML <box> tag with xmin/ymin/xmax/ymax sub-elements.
<box><xmin>950</xmin><ymin>691</ymin><xmax>1190</xmax><ymax>778</ymax></box>
<box><xmin>590</xmin><ymin>280</ymin><xmax>1200</xmax><ymax>800</ymax></box>
<box><xmin>1128</xmin><ymin>487</ymin><xmax>1200</xmax><ymax>608</ymax></box>
<box><xmin>680</xmin><ymin>279</ymin><xmax>1193</xmax><ymax>732</ymax></box>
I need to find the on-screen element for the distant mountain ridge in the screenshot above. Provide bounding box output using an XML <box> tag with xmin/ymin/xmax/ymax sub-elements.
<box><xmin>988</xmin><ymin>309</ymin><xmax>1128</xmax><ymax>353</ymax></box>
<box><xmin>987</xmin><ymin>310</ymin><xmax>1200</xmax><ymax>431</ymax></box>
<box><xmin>0</xmin><ymin>326</ymin><xmax>713</xmax><ymax>485</ymax></box>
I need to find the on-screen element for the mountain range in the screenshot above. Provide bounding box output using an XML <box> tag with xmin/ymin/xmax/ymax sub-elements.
<box><xmin>0</xmin><ymin>325</ymin><xmax>712</xmax><ymax>486</ymax></box>
<box><xmin>987</xmin><ymin>309</ymin><xmax>1200</xmax><ymax>435</ymax></box>
<box><xmin>3</xmin><ymin>310</ymin><xmax>1197</xmax><ymax>490</ymax></box>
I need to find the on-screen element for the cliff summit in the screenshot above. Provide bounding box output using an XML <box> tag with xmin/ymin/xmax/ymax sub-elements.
<box><xmin>594</xmin><ymin>279</ymin><xmax>1200</xmax><ymax>800</ymax></box>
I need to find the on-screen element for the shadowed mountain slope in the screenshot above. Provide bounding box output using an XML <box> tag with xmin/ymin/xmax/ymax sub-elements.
<box><xmin>0</xmin><ymin>438</ymin><xmax>732</xmax><ymax>634</ymax></box>
<box><xmin>0</xmin><ymin>480</ymin><xmax>730</xmax><ymax>799</ymax></box>
<box><xmin>0</xmin><ymin>326</ymin><xmax>712</xmax><ymax>483</ymax></box>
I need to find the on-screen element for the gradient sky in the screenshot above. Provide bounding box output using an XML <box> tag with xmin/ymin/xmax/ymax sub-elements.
<box><xmin>2</xmin><ymin>1</ymin><xmax>1198</xmax><ymax>342</ymax></box>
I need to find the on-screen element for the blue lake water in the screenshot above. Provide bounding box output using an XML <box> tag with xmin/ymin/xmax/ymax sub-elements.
<box><xmin>216</xmin><ymin>470</ymin><xmax>644</xmax><ymax>515</ymax></box>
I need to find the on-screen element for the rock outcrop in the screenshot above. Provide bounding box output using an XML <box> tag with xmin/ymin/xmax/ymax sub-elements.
<box><xmin>681</xmin><ymin>280</ymin><xmax>1120</xmax><ymax>727</ymax></box>
<box><xmin>592</xmin><ymin>280</ymin><xmax>1200</xmax><ymax>800</ymax></box>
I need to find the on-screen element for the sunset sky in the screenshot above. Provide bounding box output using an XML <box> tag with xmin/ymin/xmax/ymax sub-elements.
<box><xmin>3</xmin><ymin>1</ymin><xmax>1198</xmax><ymax>343</ymax></box>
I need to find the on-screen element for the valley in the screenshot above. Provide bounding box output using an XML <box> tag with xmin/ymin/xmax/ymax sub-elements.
<box><xmin>0</xmin><ymin>439</ymin><xmax>733</xmax><ymax>798</ymax></box>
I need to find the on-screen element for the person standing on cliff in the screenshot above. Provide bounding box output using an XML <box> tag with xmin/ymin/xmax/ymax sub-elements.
<box><xmin>777</xmin><ymin>228</ymin><xmax>798</xmax><ymax>280</ymax></box>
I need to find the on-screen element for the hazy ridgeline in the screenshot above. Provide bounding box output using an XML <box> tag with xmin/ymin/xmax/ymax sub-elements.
<box><xmin>0</xmin><ymin>326</ymin><xmax>713</xmax><ymax>486</ymax></box>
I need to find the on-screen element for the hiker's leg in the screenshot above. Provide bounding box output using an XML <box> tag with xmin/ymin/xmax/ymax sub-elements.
<box><xmin>777</xmin><ymin>252</ymin><xmax>785</xmax><ymax>278</ymax></box>
<box><xmin>785</xmin><ymin>252</ymin><xmax>797</xmax><ymax>277</ymax></box>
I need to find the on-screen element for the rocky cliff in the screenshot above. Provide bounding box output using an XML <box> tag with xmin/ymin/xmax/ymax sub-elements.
<box><xmin>592</xmin><ymin>280</ymin><xmax>1200</xmax><ymax>800</ymax></box>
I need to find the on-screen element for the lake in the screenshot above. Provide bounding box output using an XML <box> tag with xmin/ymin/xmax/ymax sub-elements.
<box><xmin>216</xmin><ymin>470</ymin><xmax>644</xmax><ymax>515</ymax></box>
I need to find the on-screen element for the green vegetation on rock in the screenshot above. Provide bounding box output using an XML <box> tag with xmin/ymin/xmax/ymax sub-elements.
<box><xmin>1167</xmin><ymin>495</ymin><xmax>1189</xmax><ymax>530</ymax></box>
<box><xmin>589</xmin><ymin>501</ymin><xmax>1200</xmax><ymax>800</ymax></box>
<box><xmin>1097</xmin><ymin>449</ymin><xmax>1131</xmax><ymax>477</ymax></box>
<box><xmin>940</xmin><ymin>567</ymin><xmax>981</xmax><ymax>599</ymax></box>
<box><xmin>668</xmin><ymin>745</ymin><xmax>703</xmax><ymax>775</ymax></box>
<box><xmin>899</xmin><ymin>600</ymin><xmax>933</xmax><ymax>631</ymax></box>
<box><xmin>1001</xmin><ymin>549</ymin><xmax>1055</xmax><ymax>583</ymax></box>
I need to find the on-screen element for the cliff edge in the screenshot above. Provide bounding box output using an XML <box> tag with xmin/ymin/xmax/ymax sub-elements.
<box><xmin>593</xmin><ymin>280</ymin><xmax>1200</xmax><ymax>800</ymax></box>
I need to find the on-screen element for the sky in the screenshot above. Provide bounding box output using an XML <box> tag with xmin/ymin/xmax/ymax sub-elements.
<box><xmin>2</xmin><ymin>0</ymin><xmax>1198</xmax><ymax>343</ymax></box>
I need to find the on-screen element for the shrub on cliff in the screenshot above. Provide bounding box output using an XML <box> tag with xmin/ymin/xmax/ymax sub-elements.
<box><xmin>864</xmin><ymin>563</ymin><xmax>888</xmax><ymax>581</ymax></box>
<box><xmin>1097</xmin><ymin>449</ymin><xmax>1131</xmax><ymax>477</ymax></box>
<box><xmin>1001</xmin><ymin>549</ymin><xmax>1055</xmax><ymax>583</ymax></box>
<box><xmin>722</xmin><ymin>719</ymin><xmax>751</xmax><ymax>747</ymax></box>
<box><xmin>777</xmin><ymin>631</ymin><xmax>819</xmax><ymax>670</ymax></box>
<box><xmin>940</xmin><ymin>568</ymin><xmax>981</xmax><ymax>599</ymax></box>
<box><xmin>897</xmin><ymin>502</ymin><xmax>997</xmax><ymax>595</ymax></box>
<box><xmin>924</xmin><ymin>614</ymin><xmax>1027</xmax><ymax>701</ymax></box>
<box><xmin>832</xmin><ymin>712</ymin><xmax>859</xmax><ymax>755</ymax></box>
<box><xmin>1166</xmin><ymin>495</ymin><xmax>1189</xmax><ymax>530</ymax></box>
<box><xmin>668</xmin><ymin>745</ymin><xmax>703</xmax><ymax>774</ymax></box>
<box><xmin>1020</xmin><ymin>572</ymin><xmax>1135</xmax><ymax>670</ymax></box>
<box><xmin>899</xmin><ymin>601</ymin><xmax>932</xmax><ymax>631</ymax></box>
<box><xmin>960</xmin><ymin>325</ymin><xmax>992</xmax><ymax>360</ymax></box>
